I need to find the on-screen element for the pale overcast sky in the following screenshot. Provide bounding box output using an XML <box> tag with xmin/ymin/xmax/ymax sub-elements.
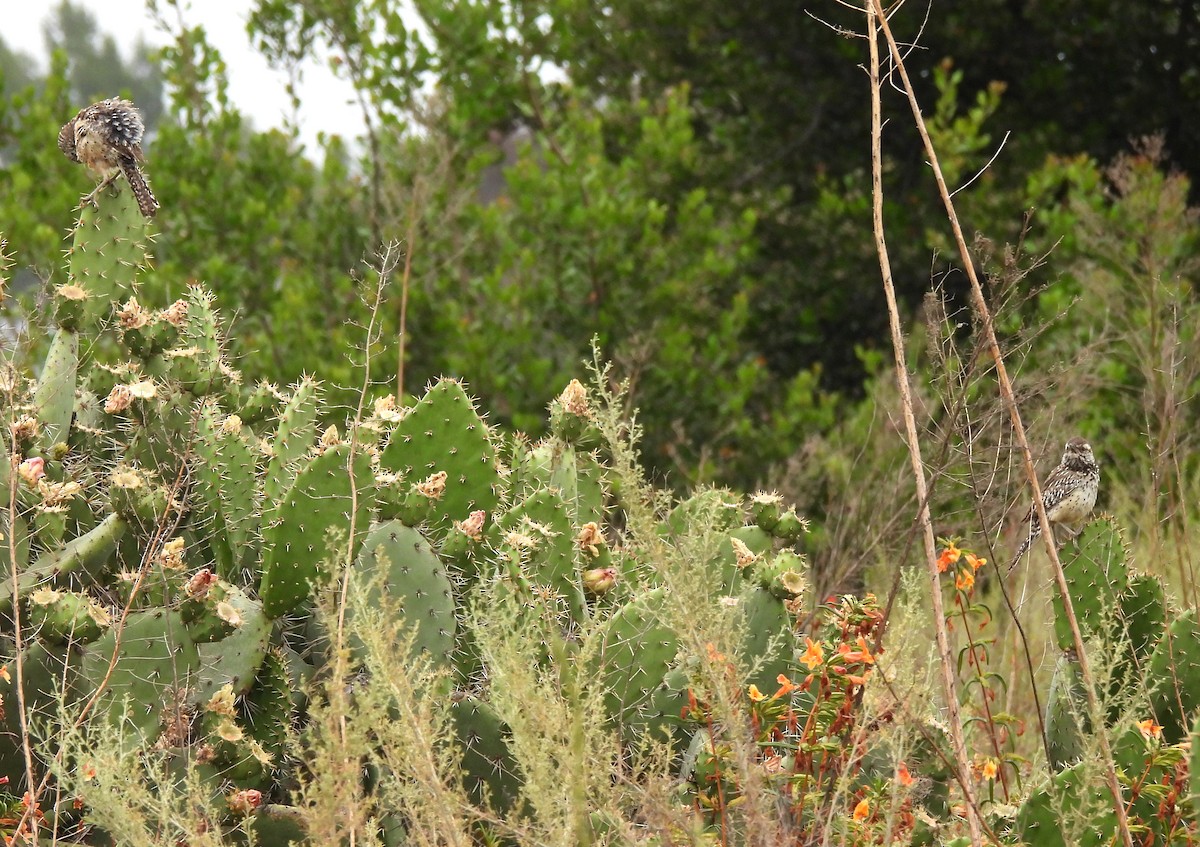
<box><xmin>7</xmin><ymin>0</ymin><xmax>367</xmax><ymax>153</ymax></box>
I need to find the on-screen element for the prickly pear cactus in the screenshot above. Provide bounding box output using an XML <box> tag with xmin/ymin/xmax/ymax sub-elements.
<box><xmin>348</xmin><ymin>520</ymin><xmax>457</xmax><ymax>669</ymax></box>
<box><xmin>380</xmin><ymin>378</ymin><xmax>502</xmax><ymax>531</ymax></box>
<box><xmin>259</xmin><ymin>442</ymin><xmax>375</xmax><ymax>618</ymax></box>
<box><xmin>1052</xmin><ymin>517</ymin><xmax>1129</xmax><ymax>650</ymax></box>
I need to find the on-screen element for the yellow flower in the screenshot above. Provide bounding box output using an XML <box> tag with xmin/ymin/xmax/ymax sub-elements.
<box><xmin>981</xmin><ymin>758</ymin><xmax>999</xmax><ymax>780</ymax></box>
<box><xmin>852</xmin><ymin>797</ymin><xmax>870</xmax><ymax>822</ymax></box>
<box><xmin>1138</xmin><ymin>718</ymin><xmax>1163</xmax><ymax>740</ymax></box>
<box><xmin>747</xmin><ymin>684</ymin><xmax>766</xmax><ymax>702</ymax></box>
<box><xmin>801</xmin><ymin>638</ymin><xmax>825</xmax><ymax>669</ymax></box>
<box><xmin>955</xmin><ymin>568</ymin><xmax>975</xmax><ymax>592</ymax></box>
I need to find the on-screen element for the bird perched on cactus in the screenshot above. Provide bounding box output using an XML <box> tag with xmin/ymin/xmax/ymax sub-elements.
<box><xmin>1009</xmin><ymin>436</ymin><xmax>1100</xmax><ymax>573</ymax></box>
<box><xmin>58</xmin><ymin>97</ymin><xmax>159</xmax><ymax>217</ymax></box>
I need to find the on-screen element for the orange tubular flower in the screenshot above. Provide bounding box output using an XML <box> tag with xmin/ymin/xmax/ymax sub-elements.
<box><xmin>852</xmin><ymin>797</ymin><xmax>871</xmax><ymax>822</ymax></box>
<box><xmin>1138</xmin><ymin>718</ymin><xmax>1163</xmax><ymax>740</ymax></box>
<box><xmin>936</xmin><ymin>542</ymin><xmax>962</xmax><ymax>572</ymax></box>
<box><xmin>772</xmin><ymin>674</ymin><xmax>798</xmax><ymax>699</ymax></box>
<box><xmin>747</xmin><ymin>684</ymin><xmax>766</xmax><ymax>702</ymax></box>
<box><xmin>800</xmin><ymin>637</ymin><xmax>825</xmax><ymax>669</ymax></box>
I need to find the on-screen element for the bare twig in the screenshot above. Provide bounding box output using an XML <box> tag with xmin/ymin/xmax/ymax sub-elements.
<box><xmin>864</xmin><ymin>8</ymin><xmax>984</xmax><ymax>843</ymax></box>
<box><xmin>869</xmin><ymin>2</ymin><xmax>1134</xmax><ymax>844</ymax></box>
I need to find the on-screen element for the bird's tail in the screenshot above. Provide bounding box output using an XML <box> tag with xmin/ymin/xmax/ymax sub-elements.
<box><xmin>1007</xmin><ymin>525</ymin><xmax>1041</xmax><ymax>575</ymax></box>
<box><xmin>119</xmin><ymin>156</ymin><xmax>158</xmax><ymax>218</ymax></box>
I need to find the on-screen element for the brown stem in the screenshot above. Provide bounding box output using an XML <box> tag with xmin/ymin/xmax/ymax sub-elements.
<box><xmin>869</xmin><ymin>3</ymin><xmax>1133</xmax><ymax>844</ymax></box>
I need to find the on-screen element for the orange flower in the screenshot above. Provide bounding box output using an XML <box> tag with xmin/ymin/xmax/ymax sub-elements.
<box><xmin>896</xmin><ymin>761</ymin><xmax>914</xmax><ymax>787</ymax></box>
<box><xmin>852</xmin><ymin>797</ymin><xmax>871</xmax><ymax>822</ymax></box>
<box><xmin>955</xmin><ymin>568</ymin><xmax>975</xmax><ymax>592</ymax></box>
<box><xmin>705</xmin><ymin>642</ymin><xmax>727</xmax><ymax>663</ymax></box>
<box><xmin>772</xmin><ymin>674</ymin><xmax>797</xmax><ymax>699</ymax></box>
<box><xmin>965</xmin><ymin>552</ymin><xmax>987</xmax><ymax>571</ymax></box>
<box><xmin>980</xmin><ymin>758</ymin><xmax>998</xmax><ymax>781</ymax></box>
<box><xmin>836</xmin><ymin>635</ymin><xmax>876</xmax><ymax>665</ymax></box>
<box><xmin>0</xmin><ymin>665</ymin><xmax>9</xmax><ymax>684</ymax></box>
<box><xmin>937</xmin><ymin>542</ymin><xmax>962</xmax><ymax>572</ymax></box>
<box><xmin>800</xmin><ymin>638</ymin><xmax>825</xmax><ymax>669</ymax></box>
<box><xmin>747</xmin><ymin>684</ymin><xmax>766</xmax><ymax>702</ymax></box>
<box><xmin>1138</xmin><ymin>718</ymin><xmax>1163</xmax><ymax>740</ymax></box>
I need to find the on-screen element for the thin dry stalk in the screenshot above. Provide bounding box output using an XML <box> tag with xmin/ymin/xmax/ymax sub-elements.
<box><xmin>7</xmin><ymin>419</ymin><xmax>40</xmax><ymax>843</ymax></box>
<box><xmin>869</xmin><ymin>2</ymin><xmax>1133</xmax><ymax>844</ymax></box>
<box><xmin>864</xmin><ymin>7</ymin><xmax>983</xmax><ymax>843</ymax></box>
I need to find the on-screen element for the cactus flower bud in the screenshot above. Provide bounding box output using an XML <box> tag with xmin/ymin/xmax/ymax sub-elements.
<box><xmin>583</xmin><ymin>566</ymin><xmax>618</xmax><ymax>595</ymax></box>
<box><xmin>457</xmin><ymin>509</ymin><xmax>487</xmax><ymax>540</ymax></box>
<box><xmin>103</xmin><ymin>384</ymin><xmax>134</xmax><ymax>414</ymax></box>
<box><xmin>18</xmin><ymin>456</ymin><xmax>45</xmax><ymax>486</ymax></box>
<box><xmin>185</xmin><ymin>568</ymin><xmax>218</xmax><ymax>599</ymax></box>
<box><xmin>226</xmin><ymin>788</ymin><xmax>263</xmax><ymax>817</ymax></box>
<box><xmin>415</xmin><ymin>471</ymin><xmax>448</xmax><ymax>500</ymax></box>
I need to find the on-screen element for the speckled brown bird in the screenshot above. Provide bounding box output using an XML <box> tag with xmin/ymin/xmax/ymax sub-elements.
<box><xmin>58</xmin><ymin>98</ymin><xmax>158</xmax><ymax>217</ymax></box>
<box><xmin>1009</xmin><ymin>436</ymin><xmax>1100</xmax><ymax>573</ymax></box>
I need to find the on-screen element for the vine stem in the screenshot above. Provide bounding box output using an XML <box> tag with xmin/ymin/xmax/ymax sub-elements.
<box><xmin>868</xmin><ymin>2</ymin><xmax>1133</xmax><ymax>844</ymax></box>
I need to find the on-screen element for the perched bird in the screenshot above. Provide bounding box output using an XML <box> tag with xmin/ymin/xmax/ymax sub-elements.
<box><xmin>1009</xmin><ymin>436</ymin><xmax>1100</xmax><ymax>573</ymax></box>
<box><xmin>58</xmin><ymin>98</ymin><xmax>158</xmax><ymax>217</ymax></box>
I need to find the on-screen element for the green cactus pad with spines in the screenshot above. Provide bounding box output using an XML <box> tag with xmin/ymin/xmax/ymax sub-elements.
<box><xmin>259</xmin><ymin>444</ymin><xmax>375</xmax><ymax>619</ymax></box>
<box><xmin>27</xmin><ymin>588</ymin><xmax>110</xmax><ymax>645</ymax></box>
<box><xmin>449</xmin><ymin>695</ymin><xmax>524</xmax><ymax>814</ymax></box>
<box><xmin>736</xmin><ymin>585</ymin><xmax>796</xmax><ymax>693</ymax></box>
<box><xmin>80</xmin><ymin>609</ymin><xmax>201</xmax><ymax>740</ymax></box>
<box><xmin>380</xmin><ymin>378</ymin><xmax>501</xmax><ymax>531</ymax></box>
<box><xmin>194</xmin><ymin>404</ymin><xmax>260</xmax><ymax>580</ymax></box>
<box><xmin>241</xmin><ymin>648</ymin><xmax>294</xmax><ymax>767</ymax></box>
<box><xmin>350</xmin><ymin>520</ymin><xmax>457</xmax><ymax>668</ymax></box>
<box><xmin>0</xmin><ymin>512</ymin><xmax>126</xmax><ymax>614</ymax></box>
<box><xmin>498</xmin><ymin>488</ymin><xmax>585</xmax><ymax>624</ymax></box>
<box><xmin>512</xmin><ymin>441</ymin><xmax>607</xmax><ymax>527</ymax></box>
<box><xmin>66</xmin><ymin>186</ymin><xmax>151</xmax><ymax>329</ymax></box>
<box><xmin>661</xmin><ymin>487</ymin><xmax>743</xmax><ymax>539</ymax></box>
<box><xmin>0</xmin><ymin>642</ymin><xmax>74</xmax><ymax>784</ymax></box>
<box><xmin>263</xmin><ymin>376</ymin><xmax>320</xmax><ymax>505</ymax></box>
<box><xmin>1190</xmin><ymin>710</ymin><xmax>1200</xmax><ymax>814</ymax></box>
<box><xmin>1045</xmin><ymin>650</ymin><xmax>1087</xmax><ymax>772</ymax></box>
<box><xmin>192</xmin><ymin>584</ymin><xmax>272</xmax><ymax>702</ymax></box>
<box><xmin>707</xmin><ymin>524</ymin><xmax>773</xmax><ymax>594</ymax></box>
<box><xmin>1116</xmin><ymin>574</ymin><xmax>1166</xmax><ymax>661</ymax></box>
<box><xmin>1147</xmin><ymin>609</ymin><xmax>1200</xmax><ymax>743</ymax></box>
<box><xmin>1052</xmin><ymin>517</ymin><xmax>1129</xmax><ymax>651</ymax></box>
<box><xmin>180</xmin><ymin>287</ymin><xmax>223</xmax><ymax>368</ymax></box>
<box><xmin>32</xmin><ymin>328</ymin><xmax>78</xmax><ymax>449</ymax></box>
<box><xmin>595</xmin><ymin>587</ymin><xmax>680</xmax><ymax>741</ymax></box>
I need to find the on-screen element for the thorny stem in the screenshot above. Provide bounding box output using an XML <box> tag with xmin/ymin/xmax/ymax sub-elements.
<box><xmin>8</xmin><ymin>417</ymin><xmax>39</xmax><ymax>844</ymax></box>
<box><xmin>865</xmin><ymin>7</ymin><xmax>984</xmax><ymax>844</ymax></box>
<box><xmin>869</xmin><ymin>2</ymin><xmax>1134</xmax><ymax>844</ymax></box>
<box><xmin>334</xmin><ymin>241</ymin><xmax>400</xmax><ymax>845</ymax></box>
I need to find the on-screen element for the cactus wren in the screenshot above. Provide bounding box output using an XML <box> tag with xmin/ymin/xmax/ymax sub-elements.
<box><xmin>1009</xmin><ymin>436</ymin><xmax>1100</xmax><ymax>572</ymax></box>
<box><xmin>58</xmin><ymin>98</ymin><xmax>158</xmax><ymax>217</ymax></box>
